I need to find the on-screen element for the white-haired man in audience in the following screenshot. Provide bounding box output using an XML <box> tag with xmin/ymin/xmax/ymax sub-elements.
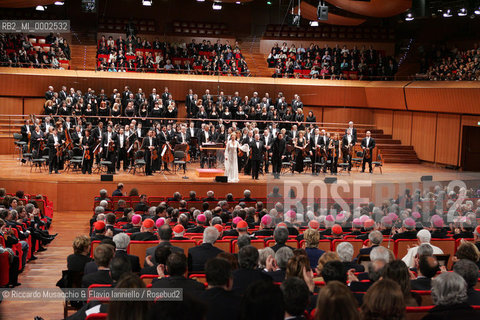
<box><xmin>402</xmin><ymin>229</ymin><xmax>443</xmax><ymax>268</ymax></box>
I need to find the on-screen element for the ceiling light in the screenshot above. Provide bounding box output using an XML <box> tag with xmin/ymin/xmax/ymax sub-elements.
<box><xmin>475</xmin><ymin>8</ymin><xmax>480</xmax><ymax>15</ymax></box>
<box><xmin>142</xmin><ymin>0</ymin><xmax>152</xmax><ymax>6</ymax></box>
<box><xmin>35</xmin><ymin>5</ymin><xmax>45</xmax><ymax>11</ymax></box>
<box><xmin>405</xmin><ymin>12</ymin><xmax>414</xmax><ymax>21</ymax></box>
<box><xmin>443</xmin><ymin>9</ymin><xmax>452</xmax><ymax>17</ymax></box>
<box><xmin>235</xmin><ymin>1</ymin><xmax>240</xmax><ymax>3</ymax></box>
<box><xmin>212</xmin><ymin>2</ymin><xmax>222</xmax><ymax>10</ymax></box>
<box><xmin>309</xmin><ymin>21</ymin><xmax>319</xmax><ymax>26</ymax></box>
<box><xmin>458</xmin><ymin>8</ymin><xmax>467</xmax><ymax>16</ymax></box>
<box><xmin>197</xmin><ymin>0</ymin><xmax>205</xmax><ymax>2</ymax></box>
<box><xmin>267</xmin><ymin>1</ymin><xmax>272</xmax><ymax>4</ymax></box>
<box><xmin>54</xmin><ymin>1</ymin><xmax>64</xmax><ymax>5</ymax></box>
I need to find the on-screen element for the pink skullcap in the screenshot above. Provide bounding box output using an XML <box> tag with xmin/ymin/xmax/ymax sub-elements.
<box><xmin>364</xmin><ymin>219</ymin><xmax>375</xmax><ymax>228</ymax></box>
<box><xmin>232</xmin><ymin>216</ymin><xmax>243</xmax><ymax>225</ymax></box>
<box><xmin>308</xmin><ymin>220</ymin><xmax>320</xmax><ymax>230</ymax></box>
<box><xmin>286</xmin><ymin>210</ymin><xmax>296</xmax><ymax>219</ymax></box>
<box><xmin>432</xmin><ymin>216</ymin><xmax>444</xmax><ymax>228</ymax></box>
<box><xmin>412</xmin><ymin>212</ymin><xmax>421</xmax><ymax>219</ymax></box>
<box><xmin>132</xmin><ymin>214</ymin><xmax>142</xmax><ymax>225</ymax></box>
<box><xmin>325</xmin><ymin>215</ymin><xmax>335</xmax><ymax>222</ymax></box>
<box><xmin>261</xmin><ymin>215</ymin><xmax>272</xmax><ymax>226</ymax></box>
<box><xmin>388</xmin><ymin>213</ymin><xmax>398</xmax><ymax>221</ymax></box>
<box><xmin>359</xmin><ymin>215</ymin><xmax>369</xmax><ymax>223</ymax></box>
<box><xmin>404</xmin><ymin>217</ymin><xmax>416</xmax><ymax>227</ymax></box>
<box><xmin>335</xmin><ymin>213</ymin><xmax>345</xmax><ymax>222</ymax></box>
<box><xmin>332</xmin><ymin>224</ymin><xmax>343</xmax><ymax>235</ymax></box>
<box><xmin>352</xmin><ymin>218</ymin><xmax>362</xmax><ymax>227</ymax></box>
<box><xmin>197</xmin><ymin>214</ymin><xmax>206</xmax><ymax>223</ymax></box>
<box><xmin>155</xmin><ymin>217</ymin><xmax>166</xmax><ymax>228</ymax></box>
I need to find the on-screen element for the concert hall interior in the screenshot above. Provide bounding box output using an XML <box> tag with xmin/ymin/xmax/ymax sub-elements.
<box><xmin>1</xmin><ymin>0</ymin><xmax>480</xmax><ymax>320</ymax></box>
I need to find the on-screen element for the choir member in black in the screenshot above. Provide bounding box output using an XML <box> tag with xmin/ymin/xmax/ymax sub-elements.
<box><xmin>319</xmin><ymin>130</ymin><xmax>329</xmax><ymax>173</ymax></box>
<box><xmin>161</xmin><ymin>87</ymin><xmax>170</xmax><ymax>108</ymax></box>
<box><xmin>116</xmin><ymin>128</ymin><xmax>129</xmax><ymax>171</ymax></box>
<box><xmin>47</xmin><ymin>128</ymin><xmax>63</xmax><ymax>174</ymax></box>
<box><xmin>82</xmin><ymin>129</ymin><xmax>95</xmax><ymax>174</ymax></box>
<box><xmin>283</xmin><ymin>109</ymin><xmax>294</xmax><ymax>130</ymax></box>
<box><xmin>261</xmin><ymin>129</ymin><xmax>273</xmax><ymax>174</ymax></box>
<box><xmin>293</xmin><ymin>131</ymin><xmax>307</xmax><ymax>174</ymax></box>
<box><xmin>249</xmin><ymin>134</ymin><xmax>264</xmax><ymax>180</ymax></box>
<box><xmin>235</xmin><ymin>106</ymin><xmax>246</xmax><ymax>127</ymax></box>
<box><xmin>310</xmin><ymin>128</ymin><xmax>322</xmax><ymax>175</ymax></box>
<box><xmin>271</xmin><ymin>132</ymin><xmax>286</xmax><ymax>179</ymax></box>
<box><xmin>142</xmin><ymin>129</ymin><xmax>157</xmax><ymax>176</ymax></box>
<box><xmin>124</xmin><ymin>101</ymin><xmax>136</xmax><ymax>121</ymax></box>
<box><xmin>44</xmin><ymin>100</ymin><xmax>56</xmax><ymax>116</ymax></box>
<box><xmin>259</xmin><ymin>106</ymin><xmax>269</xmax><ymax>131</ymax></box>
<box><xmin>150</xmin><ymin>102</ymin><xmax>163</xmax><ymax>120</ymax></box>
<box><xmin>341</xmin><ymin>128</ymin><xmax>356</xmax><ymax>172</ymax></box>
<box><xmin>216</xmin><ymin>125</ymin><xmax>227</xmax><ymax>144</ymax></box>
<box><xmin>31</xmin><ymin>126</ymin><xmax>45</xmax><ymax>159</ymax></box>
<box><xmin>83</xmin><ymin>104</ymin><xmax>96</xmax><ymax>124</ymax></box>
<box><xmin>196</xmin><ymin>105</ymin><xmax>208</xmax><ymax>127</ymax></box>
<box><xmin>185</xmin><ymin>89</ymin><xmax>196</xmax><ymax>117</ymax></box>
<box><xmin>57</xmin><ymin>101</ymin><xmax>70</xmax><ymax>117</ymax></box>
<box><xmin>329</xmin><ymin>133</ymin><xmax>340</xmax><ymax>174</ymax></box>
<box><xmin>306</xmin><ymin>111</ymin><xmax>316</xmax><ymax>124</ymax></box>
<box><xmin>111</xmin><ymin>102</ymin><xmax>122</xmax><ymax>119</ymax></box>
<box><xmin>295</xmin><ymin>108</ymin><xmax>305</xmax><ymax>131</ymax></box>
<box><xmin>361</xmin><ymin>131</ymin><xmax>375</xmax><ymax>173</ymax></box>
<box><xmin>100</xmin><ymin>125</ymin><xmax>117</xmax><ymax>174</ymax></box>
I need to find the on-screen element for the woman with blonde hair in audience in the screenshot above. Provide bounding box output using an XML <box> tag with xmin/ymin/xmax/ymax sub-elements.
<box><xmin>303</xmin><ymin>228</ymin><xmax>325</xmax><ymax>270</ymax></box>
<box><xmin>286</xmin><ymin>254</ymin><xmax>315</xmax><ymax>293</ymax></box>
<box><xmin>314</xmin><ymin>281</ymin><xmax>360</xmax><ymax>320</ymax></box>
<box><xmin>361</xmin><ymin>279</ymin><xmax>405</xmax><ymax>320</ymax></box>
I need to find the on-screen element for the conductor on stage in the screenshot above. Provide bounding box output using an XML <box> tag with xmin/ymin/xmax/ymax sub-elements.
<box><xmin>361</xmin><ymin>131</ymin><xmax>375</xmax><ymax>173</ymax></box>
<box><xmin>47</xmin><ymin>128</ymin><xmax>63</xmax><ymax>174</ymax></box>
<box><xmin>249</xmin><ymin>133</ymin><xmax>264</xmax><ymax>180</ymax></box>
<box><xmin>142</xmin><ymin>129</ymin><xmax>157</xmax><ymax>176</ymax></box>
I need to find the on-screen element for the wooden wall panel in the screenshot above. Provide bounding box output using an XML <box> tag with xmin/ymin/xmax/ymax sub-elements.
<box><xmin>322</xmin><ymin>107</ymin><xmax>373</xmax><ymax>125</ymax></box>
<box><xmin>23</xmin><ymin>98</ymin><xmax>45</xmax><ymax>115</ymax></box>
<box><xmin>411</xmin><ymin>112</ymin><xmax>437</xmax><ymax>162</ymax></box>
<box><xmin>0</xmin><ymin>97</ymin><xmax>22</xmax><ymax>115</ymax></box>
<box><xmin>0</xmin><ymin>137</ymin><xmax>15</xmax><ymax>155</ymax></box>
<box><xmin>392</xmin><ymin>111</ymin><xmax>412</xmax><ymax>145</ymax></box>
<box><xmin>458</xmin><ymin>115</ymin><xmax>480</xmax><ymax>165</ymax></box>
<box><xmin>365</xmin><ymin>82</ymin><xmax>406</xmax><ymax>110</ymax></box>
<box><xmin>373</xmin><ymin>110</ymin><xmax>393</xmax><ymax>135</ymax></box>
<box><xmin>435</xmin><ymin>114</ymin><xmax>460</xmax><ymax>166</ymax></box>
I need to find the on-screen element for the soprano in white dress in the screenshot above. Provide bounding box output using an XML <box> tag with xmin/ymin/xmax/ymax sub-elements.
<box><xmin>225</xmin><ymin>133</ymin><xmax>240</xmax><ymax>183</ymax></box>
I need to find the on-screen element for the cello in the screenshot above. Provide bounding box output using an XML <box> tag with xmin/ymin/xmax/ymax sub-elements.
<box><xmin>162</xmin><ymin>142</ymin><xmax>174</xmax><ymax>164</ymax></box>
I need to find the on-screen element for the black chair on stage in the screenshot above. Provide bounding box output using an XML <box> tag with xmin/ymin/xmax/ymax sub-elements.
<box><xmin>131</xmin><ymin>150</ymin><xmax>146</xmax><ymax>175</ymax></box>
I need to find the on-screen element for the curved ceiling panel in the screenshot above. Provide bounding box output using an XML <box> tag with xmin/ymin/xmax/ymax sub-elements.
<box><xmin>0</xmin><ymin>0</ymin><xmax>57</xmax><ymax>8</ymax></box>
<box><xmin>325</xmin><ymin>0</ymin><xmax>412</xmax><ymax>18</ymax></box>
<box><xmin>296</xmin><ymin>2</ymin><xmax>366</xmax><ymax>26</ymax></box>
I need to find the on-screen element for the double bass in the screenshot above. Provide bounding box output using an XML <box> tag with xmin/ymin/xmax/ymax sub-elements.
<box><xmin>162</xmin><ymin>142</ymin><xmax>174</xmax><ymax>163</ymax></box>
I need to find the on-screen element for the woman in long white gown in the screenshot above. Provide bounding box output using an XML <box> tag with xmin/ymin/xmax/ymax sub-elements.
<box><xmin>225</xmin><ymin>132</ymin><xmax>240</xmax><ymax>183</ymax></box>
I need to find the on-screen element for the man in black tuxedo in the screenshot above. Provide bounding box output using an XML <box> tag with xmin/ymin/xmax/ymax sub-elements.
<box><xmin>271</xmin><ymin>132</ymin><xmax>286</xmax><ymax>179</ymax></box>
<box><xmin>161</xmin><ymin>87</ymin><xmax>170</xmax><ymax>108</ymax></box>
<box><xmin>310</xmin><ymin>128</ymin><xmax>322</xmax><ymax>175</ymax></box>
<box><xmin>20</xmin><ymin>119</ymin><xmax>34</xmax><ymax>144</ymax></box>
<box><xmin>47</xmin><ymin>128</ymin><xmax>63</xmax><ymax>174</ymax></box>
<box><xmin>261</xmin><ymin>129</ymin><xmax>273</xmax><ymax>174</ymax></box>
<box><xmin>199</xmin><ymin>125</ymin><xmax>213</xmax><ymax>168</ymax></box>
<box><xmin>141</xmin><ymin>129</ymin><xmax>157</xmax><ymax>176</ymax></box>
<box><xmin>100</xmin><ymin>125</ymin><xmax>117</xmax><ymax>174</ymax></box>
<box><xmin>45</xmin><ymin>85</ymin><xmax>55</xmax><ymax>100</ymax></box>
<box><xmin>116</xmin><ymin>128</ymin><xmax>129</xmax><ymax>171</ymax></box>
<box><xmin>346</xmin><ymin>121</ymin><xmax>358</xmax><ymax>142</ymax></box>
<box><xmin>361</xmin><ymin>130</ymin><xmax>375</xmax><ymax>173</ymax></box>
<box><xmin>249</xmin><ymin>134</ymin><xmax>264</xmax><ymax>180</ymax></box>
<box><xmin>341</xmin><ymin>129</ymin><xmax>356</xmax><ymax>172</ymax></box>
<box><xmin>185</xmin><ymin>89</ymin><xmax>196</xmax><ymax>117</ymax></box>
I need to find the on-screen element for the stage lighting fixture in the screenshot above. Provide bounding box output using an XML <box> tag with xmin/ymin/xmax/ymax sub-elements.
<box><xmin>458</xmin><ymin>8</ymin><xmax>467</xmax><ymax>16</ymax></box>
<box><xmin>54</xmin><ymin>1</ymin><xmax>64</xmax><ymax>5</ymax></box>
<box><xmin>317</xmin><ymin>1</ymin><xmax>328</xmax><ymax>20</ymax></box>
<box><xmin>405</xmin><ymin>12</ymin><xmax>414</xmax><ymax>21</ymax></box>
<box><xmin>235</xmin><ymin>1</ymin><xmax>241</xmax><ymax>4</ymax></box>
<box><xmin>309</xmin><ymin>21</ymin><xmax>319</xmax><ymax>26</ymax></box>
<box><xmin>35</xmin><ymin>5</ymin><xmax>45</xmax><ymax>11</ymax></box>
<box><xmin>443</xmin><ymin>9</ymin><xmax>452</xmax><ymax>17</ymax></box>
<box><xmin>212</xmin><ymin>2</ymin><xmax>222</xmax><ymax>10</ymax></box>
<box><xmin>142</xmin><ymin>0</ymin><xmax>152</xmax><ymax>6</ymax></box>
<box><xmin>197</xmin><ymin>0</ymin><xmax>205</xmax><ymax>2</ymax></box>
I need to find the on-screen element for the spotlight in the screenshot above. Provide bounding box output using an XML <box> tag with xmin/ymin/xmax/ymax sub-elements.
<box><xmin>212</xmin><ymin>2</ymin><xmax>222</xmax><ymax>10</ymax></box>
<box><xmin>443</xmin><ymin>9</ymin><xmax>452</xmax><ymax>17</ymax></box>
<box><xmin>476</xmin><ymin>8</ymin><xmax>480</xmax><ymax>15</ymax></box>
<box><xmin>267</xmin><ymin>1</ymin><xmax>272</xmax><ymax>4</ymax></box>
<box><xmin>196</xmin><ymin>0</ymin><xmax>205</xmax><ymax>2</ymax></box>
<box><xmin>405</xmin><ymin>12</ymin><xmax>414</xmax><ymax>21</ymax></box>
<box><xmin>309</xmin><ymin>21</ymin><xmax>319</xmax><ymax>26</ymax></box>
<box><xmin>54</xmin><ymin>1</ymin><xmax>64</xmax><ymax>5</ymax></box>
<box><xmin>458</xmin><ymin>8</ymin><xmax>467</xmax><ymax>16</ymax></box>
<box><xmin>35</xmin><ymin>5</ymin><xmax>45</xmax><ymax>11</ymax></box>
<box><xmin>142</xmin><ymin>0</ymin><xmax>152</xmax><ymax>6</ymax></box>
<box><xmin>235</xmin><ymin>1</ymin><xmax>240</xmax><ymax>4</ymax></box>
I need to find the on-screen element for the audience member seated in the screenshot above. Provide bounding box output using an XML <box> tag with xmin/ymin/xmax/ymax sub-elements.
<box><xmin>130</xmin><ymin>218</ymin><xmax>157</xmax><ymax>241</ymax></box>
<box><xmin>281</xmin><ymin>277</ymin><xmax>311</xmax><ymax>320</ymax></box>
<box><xmin>336</xmin><ymin>242</ymin><xmax>364</xmax><ymax>272</ymax></box>
<box><xmin>67</xmin><ymin>235</ymin><xmax>93</xmax><ymax>273</ymax></box>
<box><xmin>81</xmin><ymin>243</ymin><xmax>114</xmax><ymax>288</ymax></box>
<box><xmin>402</xmin><ymin>229</ymin><xmax>443</xmax><ymax>268</ymax></box>
<box><xmin>361</xmin><ymin>279</ymin><xmax>405</xmax><ymax>320</ymax></box>
<box><xmin>303</xmin><ymin>228</ymin><xmax>325</xmax><ymax>270</ymax></box>
<box><xmin>262</xmin><ymin>246</ymin><xmax>293</xmax><ymax>282</ymax></box>
<box><xmin>423</xmin><ymin>272</ymin><xmax>480</xmax><ymax>319</ymax></box>
<box><xmin>238</xmin><ymin>280</ymin><xmax>284</xmax><ymax>320</ymax></box>
<box><xmin>268</xmin><ymin>42</ymin><xmax>397</xmax><ymax>80</ymax></box>
<box><xmin>453</xmin><ymin>259</ymin><xmax>480</xmax><ymax>306</ymax></box>
<box><xmin>358</xmin><ymin>230</ymin><xmax>383</xmax><ymax>257</ymax></box>
<box><xmin>350</xmin><ymin>246</ymin><xmax>391</xmax><ymax>292</ymax></box>
<box><xmin>270</xmin><ymin>226</ymin><xmax>294</xmax><ymax>252</ymax></box>
<box><xmin>145</xmin><ymin>225</ymin><xmax>183</xmax><ymax>265</ymax></box>
<box><xmin>201</xmin><ymin>258</ymin><xmax>241</xmax><ymax>320</ymax></box>
<box><xmin>382</xmin><ymin>260</ymin><xmax>420</xmax><ymax>306</ymax></box>
<box><xmin>314</xmin><ymin>280</ymin><xmax>359</xmax><ymax>320</ymax></box>
<box><xmin>410</xmin><ymin>254</ymin><xmax>439</xmax><ymax>290</ymax></box>
<box><xmin>232</xmin><ymin>245</ymin><xmax>272</xmax><ymax>295</ymax></box>
<box><xmin>188</xmin><ymin>226</ymin><xmax>223</xmax><ymax>272</ymax></box>
<box><xmin>151</xmin><ymin>251</ymin><xmax>205</xmax><ymax>293</ymax></box>
<box><xmin>112</xmin><ymin>233</ymin><xmax>140</xmax><ymax>273</ymax></box>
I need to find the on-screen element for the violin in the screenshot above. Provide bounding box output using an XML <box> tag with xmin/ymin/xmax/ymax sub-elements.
<box><xmin>363</xmin><ymin>146</ymin><xmax>371</xmax><ymax>160</ymax></box>
<box><xmin>84</xmin><ymin>148</ymin><xmax>91</xmax><ymax>160</ymax></box>
<box><xmin>108</xmin><ymin>139</ymin><xmax>115</xmax><ymax>152</ymax></box>
<box><xmin>152</xmin><ymin>148</ymin><xmax>158</xmax><ymax>160</ymax></box>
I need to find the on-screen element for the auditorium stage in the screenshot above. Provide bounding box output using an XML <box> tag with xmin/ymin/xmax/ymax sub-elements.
<box><xmin>1</xmin><ymin>155</ymin><xmax>479</xmax><ymax>212</ymax></box>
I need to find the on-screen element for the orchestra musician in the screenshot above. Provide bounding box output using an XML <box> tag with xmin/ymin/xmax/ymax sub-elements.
<box><xmin>293</xmin><ymin>131</ymin><xmax>307</xmax><ymax>173</ymax></box>
<box><xmin>199</xmin><ymin>124</ymin><xmax>213</xmax><ymax>169</ymax></box>
<box><xmin>361</xmin><ymin>131</ymin><xmax>375</xmax><ymax>173</ymax></box>
<box><xmin>310</xmin><ymin>128</ymin><xmax>322</xmax><ymax>175</ymax></box>
<box><xmin>346</xmin><ymin>121</ymin><xmax>358</xmax><ymax>142</ymax></box>
<box><xmin>261</xmin><ymin>129</ymin><xmax>273</xmax><ymax>174</ymax></box>
<box><xmin>21</xmin><ymin>119</ymin><xmax>34</xmax><ymax>148</ymax></box>
<box><xmin>47</xmin><ymin>128</ymin><xmax>63</xmax><ymax>174</ymax></box>
<box><xmin>271</xmin><ymin>132</ymin><xmax>286</xmax><ymax>179</ymax></box>
<box><xmin>319</xmin><ymin>129</ymin><xmax>329</xmax><ymax>173</ymax></box>
<box><xmin>249</xmin><ymin>134</ymin><xmax>264</xmax><ymax>180</ymax></box>
<box><xmin>71</xmin><ymin>125</ymin><xmax>83</xmax><ymax>147</ymax></box>
<box><xmin>341</xmin><ymin>128</ymin><xmax>356</xmax><ymax>172</ymax></box>
<box><xmin>158</xmin><ymin>126</ymin><xmax>171</xmax><ymax>172</ymax></box>
<box><xmin>142</xmin><ymin>129</ymin><xmax>157</xmax><ymax>176</ymax></box>
<box><xmin>82</xmin><ymin>129</ymin><xmax>95</xmax><ymax>174</ymax></box>
<box><xmin>31</xmin><ymin>125</ymin><xmax>45</xmax><ymax>159</ymax></box>
<box><xmin>329</xmin><ymin>133</ymin><xmax>340</xmax><ymax>174</ymax></box>
<box><xmin>116</xmin><ymin>127</ymin><xmax>129</xmax><ymax>171</ymax></box>
<box><xmin>100</xmin><ymin>125</ymin><xmax>117</xmax><ymax>174</ymax></box>
<box><xmin>241</xmin><ymin>130</ymin><xmax>254</xmax><ymax>174</ymax></box>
